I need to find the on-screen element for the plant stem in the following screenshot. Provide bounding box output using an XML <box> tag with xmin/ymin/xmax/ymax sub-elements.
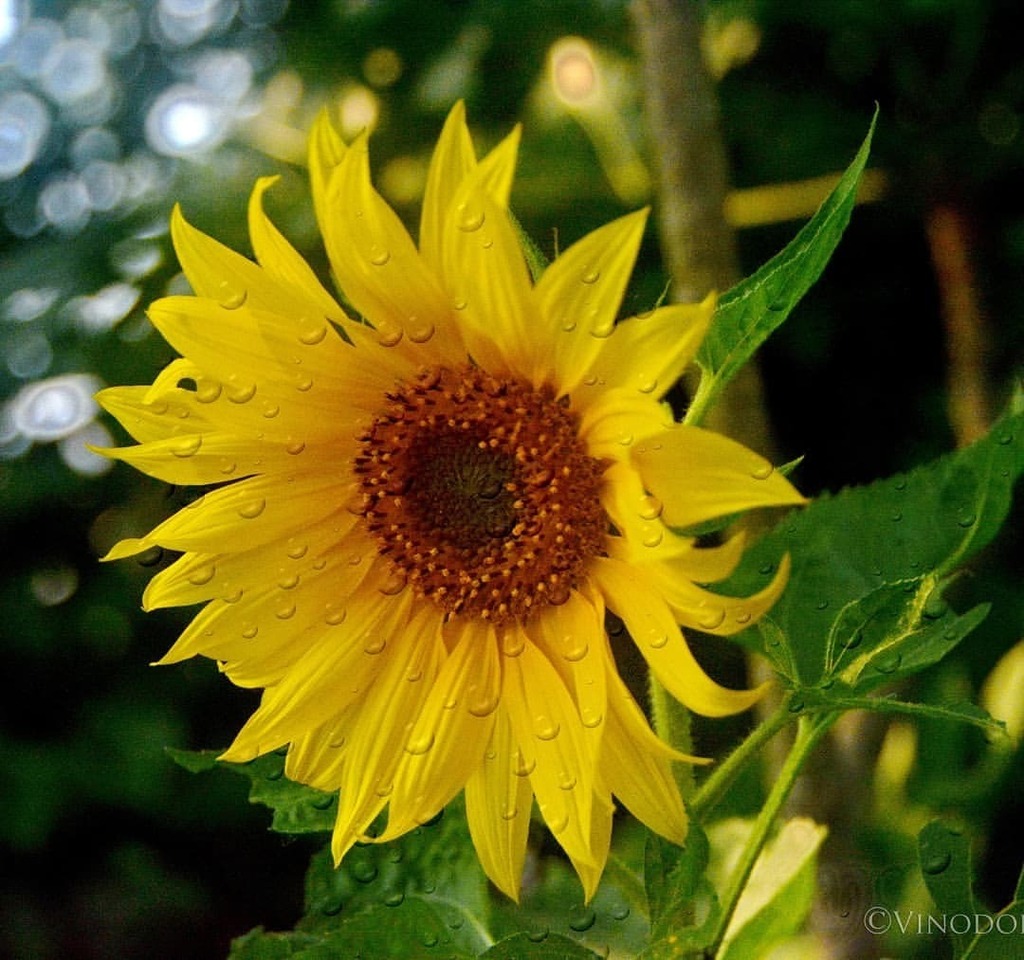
<box><xmin>708</xmin><ymin>711</ymin><xmax>837</xmax><ymax>955</ymax></box>
<box><xmin>689</xmin><ymin>694</ymin><xmax>796</xmax><ymax>821</ymax></box>
<box><xmin>649</xmin><ymin>673</ymin><xmax>696</xmax><ymax>798</ymax></box>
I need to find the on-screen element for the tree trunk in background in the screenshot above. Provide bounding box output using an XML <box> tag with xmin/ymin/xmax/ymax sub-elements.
<box><xmin>630</xmin><ymin>3</ymin><xmax>880</xmax><ymax>958</ymax></box>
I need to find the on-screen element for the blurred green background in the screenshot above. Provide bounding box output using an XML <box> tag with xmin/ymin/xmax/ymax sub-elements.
<box><xmin>1</xmin><ymin>1</ymin><xmax>1021</xmax><ymax>957</ymax></box>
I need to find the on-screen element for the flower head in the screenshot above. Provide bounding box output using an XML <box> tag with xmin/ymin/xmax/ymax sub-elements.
<box><xmin>99</xmin><ymin>103</ymin><xmax>804</xmax><ymax>900</ymax></box>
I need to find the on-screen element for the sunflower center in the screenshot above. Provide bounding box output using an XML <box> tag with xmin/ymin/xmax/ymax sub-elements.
<box><xmin>355</xmin><ymin>365</ymin><xmax>607</xmax><ymax>622</ymax></box>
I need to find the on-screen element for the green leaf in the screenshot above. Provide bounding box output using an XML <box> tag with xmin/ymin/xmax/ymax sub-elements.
<box><xmin>726</xmin><ymin>408</ymin><xmax>1024</xmax><ymax>687</ymax></box>
<box><xmin>230</xmin><ymin>897</ymin><xmax>485</xmax><ymax>959</ymax></box>
<box><xmin>642</xmin><ymin>824</ymin><xmax>719</xmax><ymax>955</ymax></box>
<box><xmin>301</xmin><ymin>800</ymin><xmax>490</xmax><ymax>934</ymax></box>
<box><xmin>166</xmin><ymin>747</ymin><xmax>336</xmax><ymax>834</ymax></box>
<box><xmin>962</xmin><ymin>899</ymin><xmax>1024</xmax><ymax>960</ymax></box>
<box><xmin>479</xmin><ymin>933</ymin><xmax>603</xmax><ymax>959</ymax></box>
<box><xmin>918</xmin><ymin>820</ymin><xmax>978</xmax><ymax>959</ymax></box>
<box><xmin>714</xmin><ymin>817</ymin><xmax>827</xmax><ymax>960</ymax></box>
<box><xmin>688</xmin><ymin>110</ymin><xmax>877</xmax><ymax>426</ymax></box>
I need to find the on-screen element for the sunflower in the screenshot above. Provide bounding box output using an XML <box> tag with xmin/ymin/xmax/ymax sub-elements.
<box><xmin>98</xmin><ymin>103</ymin><xmax>804</xmax><ymax>901</ymax></box>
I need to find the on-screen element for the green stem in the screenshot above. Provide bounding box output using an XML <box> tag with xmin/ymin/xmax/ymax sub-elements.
<box><xmin>649</xmin><ymin>673</ymin><xmax>695</xmax><ymax>798</ymax></box>
<box><xmin>689</xmin><ymin>695</ymin><xmax>796</xmax><ymax>821</ymax></box>
<box><xmin>707</xmin><ymin>711</ymin><xmax>837</xmax><ymax>955</ymax></box>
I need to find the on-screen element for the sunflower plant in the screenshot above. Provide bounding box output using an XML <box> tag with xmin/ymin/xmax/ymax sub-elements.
<box><xmin>99</xmin><ymin>105</ymin><xmax>1023</xmax><ymax>959</ymax></box>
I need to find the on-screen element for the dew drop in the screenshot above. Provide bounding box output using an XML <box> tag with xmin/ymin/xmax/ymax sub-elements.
<box><xmin>298</xmin><ymin>323</ymin><xmax>328</xmax><ymax>345</ymax></box>
<box><xmin>364</xmin><ymin>636</ymin><xmax>387</xmax><ymax>655</ymax></box>
<box><xmin>874</xmin><ymin>651</ymin><xmax>902</xmax><ymax>674</ymax></box>
<box><xmin>611</xmin><ymin>904</ymin><xmax>631</xmax><ymax>921</ymax></box>
<box><xmin>698</xmin><ymin>607</ymin><xmax>727</xmax><ymax>630</ymax></box>
<box><xmin>350</xmin><ymin>860</ymin><xmax>378</xmax><ymax>884</ymax></box>
<box><xmin>789</xmin><ymin>697</ymin><xmax>805</xmax><ymax>713</ymax></box>
<box><xmin>957</xmin><ymin>512</ymin><xmax>977</xmax><ymax>528</ymax></box>
<box><xmin>581</xmin><ymin>267</ymin><xmax>601</xmax><ymax>284</ymax></box>
<box><xmin>501</xmin><ymin>633</ymin><xmax>526</xmax><ymax>657</ymax></box>
<box><xmin>219</xmin><ymin>459</ymin><xmax>237</xmax><ymax>475</ymax></box>
<box><xmin>287</xmin><ymin>542</ymin><xmax>308</xmax><ymax>560</ymax></box>
<box><xmin>642</xmin><ymin>529</ymin><xmax>664</xmax><ymax>548</ymax></box>
<box><xmin>187</xmin><ymin>564</ymin><xmax>215</xmax><ymax>586</ymax></box>
<box><xmin>590</xmin><ymin>317</ymin><xmax>615</xmax><ymax>339</ymax></box>
<box><xmin>636</xmin><ymin>374</ymin><xmax>658</xmax><ymax>394</ymax></box>
<box><xmin>171</xmin><ymin>435</ymin><xmax>203</xmax><ymax>458</ymax></box>
<box><xmin>616</xmin><ymin>431</ymin><xmax>634</xmax><ymax>446</ymax></box>
<box><xmin>581</xmin><ymin>709</ymin><xmax>604</xmax><ymax>729</ymax></box>
<box><xmin>275</xmin><ymin>602</ymin><xmax>296</xmax><ymax>620</ymax></box>
<box><xmin>377</xmin><ymin>323</ymin><xmax>403</xmax><ymax>346</ymax></box>
<box><xmin>526</xmin><ymin>929</ymin><xmax>549</xmax><ymax>943</ymax></box>
<box><xmin>241</xmin><ymin>623</ymin><xmax>258</xmax><ymax>639</ymax></box>
<box><xmin>226</xmin><ymin>381</ymin><xmax>256</xmax><ymax>404</ymax></box>
<box><xmin>195</xmin><ymin>380</ymin><xmax>222</xmax><ymax>403</ymax></box>
<box><xmin>261</xmin><ymin>402</ymin><xmax>280</xmax><ymax>419</ymax></box>
<box><xmin>407</xmin><ymin>319</ymin><xmax>435</xmax><ymax>344</ymax></box>
<box><xmin>238</xmin><ymin>498</ymin><xmax>266</xmax><ymax>519</ymax></box>
<box><xmin>558</xmin><ymin>771</ymin><xmax>577</xmax><ymax>791</ymax></box>
<box><xmin>562</xmin><ymin>639</ymin><xmax>588</xmax><ymax>662</ymax></box>
<box><xmin>561</xmin><ymin>318</ymin><xmax>578</xmax><ymax>333</ymax></box>
<box><xmin>278</xmin><ymin>573</ymin><xmax>299</xmax><ymax>590</ymax></box>
<box><xmin>638</xmin><ymin>495</ymin><xmax>663</xmax><ymax>521</ymax></box>
<box><xmin>750</xmin><ymin>462</ymin><xmax>774</xmax><ymax>481</ymax></box>
<box><xmin>467</xmin><ymin>691</ymin><xmax>500</xmax><ymax>718</ymax></box>
<box><xmin>996</xmin><ymin>431</ymin><xmax>1013</xmax><ymax>445</ymax></box>
<box><xmin>455</xmin><ymin>204</ymin><xmax>485</xmax><ymax>232</ymax></box>
<box><xmin>923</xmin><ymin>851</ymin><xmax>952</xmax><ymax>875</ymax></box>
<box><xmin>452</xmin><ymin>297</ymin><xmax>468</xmax><ymax>311</ymax></box>
<box><xmin>513</xmin><ymin>752</ymin><xmax>536</xmax><ymax>777</ymax></box>
<box><xmin>379</xmin><ymin>571</ymin><xmax>407</xmax><ymax>596</ymax></box>
<box><xmin>382</xmin><ymin>890</ymin><xmax>405</xmax><ymax>907</ymax></box>
<box><xmin>293</xmin><ymin>372</ymin><xmax>313</xmax><ymax>392</ymax></box>
<box><xmin>368</xmin><ymin>246</ymin><xmax>391</xmax><ymax>266</ymax></box>
<box><xmin>648</xmin><ymin>631</ymin><xmax>669</xmax><ymax>649</ymax></box>
<box><xmin>534</xmin><ymin>716</ymin><xmax>560</xmax><ymax>741</ymax></box>
<box><xmin>405</xmin><ymin>731</ymin><xmax>435</xmax><ymax>755</ymax></box>
<box><xmin>568</xmin><ymin>908</ymin><xmax>597</xmax><ymax>932</ymax></box>
<box><xmin>890</xmin><ymin>510</ymin><xmax>903</xmax><ymax>523</ymax></box>
<box><xmin>219</xmin><ymin>286</ymin><xmax>247</xmax><ymax>309</ymax></box>
<box><xmin>501</xmin><ymin>805</ymin><xmax>519</xmax><ymax>821</ymax></box>
<box><xmin>286</xmin><ymin>440</ymin><xmax>306</xmax><ymax>456</ymax></box>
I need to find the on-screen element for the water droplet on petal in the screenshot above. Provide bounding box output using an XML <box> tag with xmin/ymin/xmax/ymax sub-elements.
<box><xmin>751</xmin><ymin>462</ymin><xmax>774</xmax><ymax>480</ymax></box>
<box><xmin>226</xmin><ymin>381</ymin><xmax>256</xmax><ymax>404</ymax></box>
<box><xmin>561</xmin><ymin>318</ymin><xmax>578</xmax><ymax>332</ymax></box>
<box><xmin>364</xmin><ymin>636</ymin><xmax>386</xmax><ymax>655</ymax></box>
<box><xmin>405</xmin><ymin>731</ymin><xmax>434</xmax><ymax>755</ymax></box>
<box><xmin>562</xmin><ymin>639</ymin><xmax>588</xmax><ymax>662</ymax></box>
<box><xmin>195</xmin><ymin>380</ymin><xmax>222</xmax><ymax>403</ymax></box>
<box><xmin>636</xmin><ymin>374</ymin><xmax>658</xmax><ymax>394</ymax></box>
<box><xmin>455</xmin><ymin>204</ymin><xmax>485</xmax><ymax>232</ymax></box>
<box><xmin>513</xmin><ymin>752</ymin><xmax>536</xmax><ymax>777</ymax></box>
<box><xmin>643</xmin><ymin>529</ymin><xmax>663</xmax><ymax>548</ymax></box>
<box><xmin>286</xmin><ymin>440</ymin><xmax>306</xmax><ymax>455</ymax></box>
<box><xmin>407</xmin><ymin>319</ymin><xmax>435</xmax><ymax>343</ymax></box>
<box><xmin>325</xmin><ymin>605</ymin><xmax>347</xmax><ymax>626</ymax></box>
<box><xmin>275</xmin><ymin>602</ymin><xmax>296</xmax><ymax>620</ymax></box>
<box><xmin>187</xmin><ymin>563</ymin><xmax>215</xmax><ymax>585</ymax></box>
<box><xmin>590</xmin><ymin>317</ymin><xmax>615</xmax><ymax>338</ymax></box>
<box><xmin>581</xmin><ymin>709</ymin><xmax>603</xmax><ymax>729</ymax></box>
<box><xmin>648</xmin><ymin>631</ymin><xmax>669</xmax><ymax>649</ymax></box>
<box><xmin>581</xmin><ymin>267</ymin><xmax>600</xmax><ymax>284</ymax></box>
<box><xmin>298</xmin><ymin>322</ymin><xmax>328</xmax><ymax>345</ymax></box>
<box><xmin>171</xmin><ymin>435</ymin><xmax>203</xmax><ymax>458</ymax></box>
<box><xmin>467</xmin><ymin>690</ymin><xmax>500</xmax><ymax>718</ymax></box>
<box><xmin>219</xmin><ymin>286</ymin><xmax>247</xmax><ymax>309</ymax></box>
<box><xmin>501</xmin><ymin>632</ymin><xmax>526</xmax><ymax>657</ymax></box>
<box><xmin>558</xmin><ymin>771</ymin><xmax>577</xmax><ymax>790</ymax></box>
<box><xmin>241</xmin><ymin>624</ymin><xmax>258</xmax><ymax>639</ymax></box>
<box><xmin>261</xmin><ymin>402</ymin><xmax>280</xmax><ymax>419</ymax></box>
<box><xmin>377</xmin><ymin>323</ymin><xmax>403</xmax><ymax>346</ymax></box>
<box><xmin>278</xmin><ymin>573</ymin><xmax>299</xmax><ymax>590</ymax></box>
<box><xmin>368</xmin><ymin>245</ymin><xmax>391</xmax><ymax>266</ymax></box>
<box><xmin>638</xmin><ymin>495</ymin><xmax>663</xmax><ymax>520</ymax></box>
<box><xmin>238</xmin><ymin>498</ymin><xmax>266</xmax><ymax>519</ymax></box>
<box><xmin>534</xmin><ymin>716</ymin><xmax>560</xmax><ymax>740</ymax></box>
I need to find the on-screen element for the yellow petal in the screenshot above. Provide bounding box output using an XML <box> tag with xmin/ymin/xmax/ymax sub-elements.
<box><xmin>247</xmin><ymin>175</ymin><xmax>349</xmax><ymax>326</ymax></box>
<box><xmin>220</xmin><ymin>583</ymin><xmax>416</xmax><ymax>761</ymax></box>
<box><xmin>568</xmin><ymin>791</ymin><xmax>615</xmax><ymax>904</ymax></box>
<box><xmin>534</xmin><ymin>209</ymin><xmax>648</xmax><ymax>395</ymax></box>
<box><xmin>420</xmin><ymin>100</ymin><xmax>475</xmax><ymax>276</ymax></box>
<box><xmin>586</xmin><ymin>294</ymin><xmax>715</xmax><ymax>400</ymax></box>
<box><xmin>532</xmin><ymin>587</ymin><xmax>607</xmax><ymax>756</ymax></box>
<box><xmin>383</xmin><ymin>619</ymin><xmax>500</xmax><ymax>837</ymax></box>
<box><xmin>632</xmin><ymin>426</ymin><xmax>807</xmax><ymax>529</ymax></box>
<box><xmin>465</xmin><ymin>709</ymin><xmax>533</xmax><ymax>902</ymax></box>
<box><xmin>501</xmin><ymin>634</ymin><xmax>594</xmax><ymax>869</ymax></box>
<box><xmin>307</xmin><ymin>108</ymin><xmax>347</xmax><ymax>242</ymax></box>
<box><xmin>441</xmin><ymin>131</ymin><xmax>538</xmax><ymax>377</ymax></box>
<box><xmin>648</xmin><ymin>554</ymin><xmax>792</xmax><ymax>636</ymax></box>
<box><xmin>602</xmin><ymin>659</ymin><xmax>690</xmax><ymax>843</ymax></box>
<box><xmin>331</xmin><ymin>605</ymin><xmax>445</xmax><ymax>863</ymax></box>
<box><xmin>578</xmin><ymin>388</ymin><xmax>673</xmax><ymax>461</ymax></box>
<box><xmin>323</xmin><ymin>131</ymin><xmax>460</xmax><ymax>357</ymax></box>
<box><xmin>592</xmin><ymin>556</ymin><xmax>768</xmax><ymax>717</ymax></box>
<box><xmin>285</xmin><ymin>707</ymin><xmax>354</xmax><ymax>791</ymax></box>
